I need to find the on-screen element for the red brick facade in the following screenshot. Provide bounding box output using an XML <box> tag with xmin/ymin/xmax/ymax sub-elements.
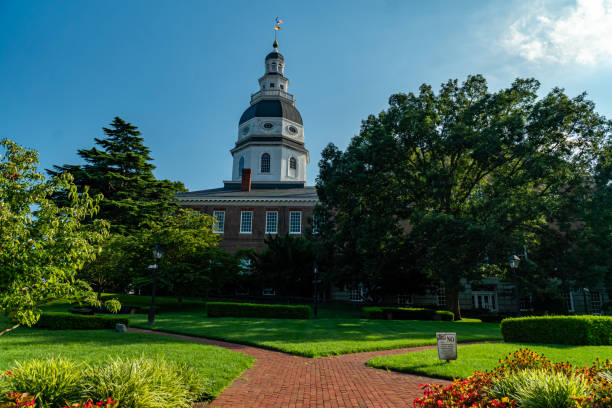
<box><xmin>193</xmin><ymin>204</ymin><xmax>315</xmax><ymax>253</ymax></box>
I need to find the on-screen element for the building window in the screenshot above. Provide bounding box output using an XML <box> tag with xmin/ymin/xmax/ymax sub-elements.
<box><xmin>472</xmin><ymin>292</ymin><xmax>498</xmax><ymax>312</ymax></box>
<box><xmin>436</xmin><ymin>283</ymin><xmax>446</xmax><ymax>307</ymax></box>
<box><xmin>263</xmin><ymin>288</ymin><xmax>276</xmax><ymax>296</ymax></box>
<box><xmin>349</xmin><ymin>287</ymin><xmax>363</xmax><ymax>302</ymax></box>
<box><xmin>212</xmin><ymin>211</ymin><xmax>225</xmax><ymax>233</ymax></box>
<box><xmin>396</xmin><ymin>294</ymin><xmax>413</xmax><ymax>306</ymax></box>
<box><xmin>563</xmin><ymin>291</ymin><xmax>574</xmax><ymax>313</ymax></box>
<box><xmin>265</xmin><ymin>211</ymin><xmax>278</xmax><ymax>234</ymax></box>
<box><xmin>270</xmin><ymin>83</ymin><xmax>275</xmax><ymax>87</ymax></box>
<box><xmin>591</xmin><ymin>291</ymin><xmax>602</xmax><ymax>314</ymax></box>
<box><xmin>288</xmin><ymin>157</ymin><xmax>297</xmax><ymax>178</ymax></box>
<box><xmin>240</xmin><ymin>211</ymin><xmax>252</xmax><ymax>234</ymax></box>
<box><xmin>280</xmin><ymin>84</ymin><xmax>284</xmax><ymax>90</ymax></box>
<box><xmin>261</xmin><ymin>153</ymin><xmax>270</xmax><ymax>173</ymax></box>
<box><xmin>289</xmin><ymin>211</ymin><xmax>302</xmax><ymax>234</ymax></box>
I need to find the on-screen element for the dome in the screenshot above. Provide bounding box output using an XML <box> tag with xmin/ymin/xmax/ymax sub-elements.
<box><xmin>239</xmin><ymin>99</ymin><xmax>303</xmax><ymax>125</ymax></box>
<box><xmin>265</xmin><ymin>51</ymin><xmax>284</xmax><ymax>61</ymax></box>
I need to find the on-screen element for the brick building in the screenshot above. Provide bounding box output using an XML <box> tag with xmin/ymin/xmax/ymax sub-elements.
<box><xmin>177</xmin><ymin>40</ymin><xmax>319</xmax><ymax>253</ymax></box>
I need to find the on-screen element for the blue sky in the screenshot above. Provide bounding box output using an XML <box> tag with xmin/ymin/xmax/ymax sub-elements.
<box><xmin>2</xmin><ymin>0</ymin><xmax>611</xmax><ymax>191</ymax></box>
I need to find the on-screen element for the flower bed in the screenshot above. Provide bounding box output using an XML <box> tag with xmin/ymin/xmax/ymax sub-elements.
<box><xmin>414</xmin><ymin>349</ymin><xmax>611</xmax><ymax>407</ymax></box>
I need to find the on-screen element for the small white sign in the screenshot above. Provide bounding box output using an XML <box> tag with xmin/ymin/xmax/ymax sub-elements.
<box><xmin>436</xmin><ymin>332</ymin><xmax>457</xmax><ymax>361</ymax></box>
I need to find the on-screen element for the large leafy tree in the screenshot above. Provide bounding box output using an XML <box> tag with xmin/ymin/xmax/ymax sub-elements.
<box><xmin>317</xmin><ymin>75</ymin><xmax>609</xmax><ymax>318</ymax></box>
<box><xmin>132</xmin><ymin>209</ymin><xmax>233</xmax><ymax>302</ymax></box>
<box><xmin>49</xmin><ymin>117</ymin><xmax>185</xmax><ymax>233</ymax></box>
<box><xmin>0</xmin><ymin>139</ymin><xmax>111</xmax><ymax>335</ymax></box>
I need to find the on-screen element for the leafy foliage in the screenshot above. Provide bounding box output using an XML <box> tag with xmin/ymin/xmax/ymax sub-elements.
<box><xmin>0</xmin><ymin>139</ymin><xmax>109</xmax><ymax>334</ymax></box>
<box><xmin>316</xmin><ymin>75</ymin><xmax>611</xmax><ymax>318</ymax></box>
<box><xmin>253</xmin><ymin>234</ymin><xmax>315</xmax><ymax>297</ymax></box>
<box><xmin>362</xmin><ymin>306</ymin><xmax>454</xmax><ymax>321</ymax></box>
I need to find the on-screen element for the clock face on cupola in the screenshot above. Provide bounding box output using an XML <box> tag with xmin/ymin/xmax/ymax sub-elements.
<box><xmin>231</xmin><ymin>40</ymin><xmax>309</xmax><ymax>185</ymax></box>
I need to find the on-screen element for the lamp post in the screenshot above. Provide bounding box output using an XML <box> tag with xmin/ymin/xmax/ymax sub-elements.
<box><xmin>148</xmin><ymin>244</ymin><xmax>163</xmax><ymax>325</ymax></box>
<box><xmin>508</xmin><ymin>254</ymin><xmax>521</xmax><ymax>317</ymax></box>
<box><xmin>313</xmin><ymin>262</ymin><xmax>321</xmax><ymax>318</ymax></box>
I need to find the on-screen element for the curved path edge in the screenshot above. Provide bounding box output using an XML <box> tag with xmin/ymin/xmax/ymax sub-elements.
<box><xmin>130</xmin><ymin>328</ymin><xmax>481</xmax><ymax>408</ymax></box>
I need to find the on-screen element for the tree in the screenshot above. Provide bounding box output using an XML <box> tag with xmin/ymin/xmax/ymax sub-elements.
<box><xmin>317</xmin><ymin>75</ymin><xmax>610</xmax><ymax>319</ymax></box>
<box><xmin>253</xmin><ymin>234</ymin><xmax>315</xmax><ymax>297</ymax></box>
<box><xmin>48</xmin><ymin>117</ymin><xmax>185</xmax><ymax>233</ymax></box>
<box><xmin>0</xmin><ymin>139</ymin><xmax>113</xmax><ymax>335</ymax></box>
<box><xmin>133</xmin><ymin>209</ymin><xmax>226</xmax><ymax>303</ymax></box>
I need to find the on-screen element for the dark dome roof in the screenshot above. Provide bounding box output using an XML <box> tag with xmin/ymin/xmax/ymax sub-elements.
<box><xmin>265</xmin><ymin>52</ymin><xmax>284</xmax><ymax>61</ymax></box>
<box><xmin>239</xmin><ymin>99</ymin><xmax>302</xmax><ymax>125</ymax></box>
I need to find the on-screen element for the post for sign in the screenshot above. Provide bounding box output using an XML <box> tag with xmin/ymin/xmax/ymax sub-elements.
<box><xmin>436</xmin><ymin>332</ymin><xmax>457</xmax><ymax>363</ymax></box>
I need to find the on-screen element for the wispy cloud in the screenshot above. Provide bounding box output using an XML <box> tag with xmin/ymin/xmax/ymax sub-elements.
<box><xmin>503</xmin><ymin>0</ymin><xmax>612</xmax><ymax>65</ymax></box>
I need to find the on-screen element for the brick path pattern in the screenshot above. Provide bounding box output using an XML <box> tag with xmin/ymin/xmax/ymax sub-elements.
<box><xmin>131</xmin><ymin>328</ymin><xmax>449</xmax><ymax>408</ymax></box>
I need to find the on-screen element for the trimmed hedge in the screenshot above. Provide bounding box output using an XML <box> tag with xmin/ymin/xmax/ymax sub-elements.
<box><xmin>501</xmin><ymin>315</ymin><xmax>612</xmax><ymax>345</ymax></box>
<box><xmin>362</xmin><ymin>307</ymin><xmax>454</xmax><ymax>321</ymax></box>
<box><xmin>34</xmin><ymin>312</ymin><xmax>129</xmax><ymax>330</ymax></box>
<box><xmin>206</xmin><ymin>302</ymin><xmax>310</xmax><ymax>319</ymax></box>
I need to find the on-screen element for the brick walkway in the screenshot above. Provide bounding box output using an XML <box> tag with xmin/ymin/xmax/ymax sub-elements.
<box><xmin>131</xmin><ymin>328</ymin><xmax>450</xmax><ymax>408</ymax></box>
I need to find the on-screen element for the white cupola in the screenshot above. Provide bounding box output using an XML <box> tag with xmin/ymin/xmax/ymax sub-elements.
<box><xmin>229</xmin><ymin>40</ymin><xmax>310</xmax><ymax>189</ymax></box>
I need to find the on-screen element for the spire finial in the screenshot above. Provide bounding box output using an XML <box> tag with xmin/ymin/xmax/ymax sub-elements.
<box><xmin>273</xmin><ymin>39</ymin><xmax>279</xmax><ymax>50</ymax></box>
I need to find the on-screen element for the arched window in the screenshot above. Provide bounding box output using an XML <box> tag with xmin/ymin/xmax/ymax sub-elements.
<box><xmin>238</xmin><ymin>156</ymin><xmax>244</xmax><ymax>175</ymax></box>
<box><xmin>271</xmin><ymin>63</ymin><xmax>277</xmax><ymax>71</ymax></box>
<box><xmin>288</xmin><ymin>157</ymin><xmax>297</xmax><ymax>177</ymax></box>
<box><xmin>261</xmin><ymin>153</ymin><xmax>270</xmax><ymax>173</ymax></box>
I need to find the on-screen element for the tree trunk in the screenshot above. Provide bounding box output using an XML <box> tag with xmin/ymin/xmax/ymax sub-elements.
<box><xmin>447</xmin><ymin>288</ymin><xmax>462</xmax><ymax>321</ymax></box>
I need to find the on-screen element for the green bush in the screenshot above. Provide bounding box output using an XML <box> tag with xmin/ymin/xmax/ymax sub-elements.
<box><xmin>34</xmin><ymin>312</ymin><xmax>129</xmax><ymax>330</ymax></box>
<box><xmin>488</xmin><ymin>369</ymin><xmax>592</xmax><ymax>408</ymax></box>
<box><xmin>501</xmin><ymin>315</ymin><xmax>612</xmax><ymax>345</ymax></box>
<box><xmin>206</xmin><ymin>302</ymin><xmax>310</xmax><ymax>319</ymax></box>
<box><xmin>4</xmin><ymin>358</ymin><xmax>83</xmax><ymax>408</ymax></box>
<box><xmin>83</xmin><ymin>357</ymin><xmax>203</xmax><ymax>408</ymax></box>
<box><xmin>361</xmin><ymin>307</ymin><xmax>454</xmax><ymax>321</ymax></box>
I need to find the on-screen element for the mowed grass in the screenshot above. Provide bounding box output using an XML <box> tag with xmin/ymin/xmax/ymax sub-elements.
<box><xmin>128</xmin><ymin>311</ymin><xmax>502</xmax><ymax>357</ymax></box>
<box><xmin>366</xmin><ymin>343</ymin><xmax>612</xmax><ymax>380</ymax></box>
<box><xmin>0</xmin><ymin>327</ymin><xmax>254</xmax><ymax>399</ymax></box>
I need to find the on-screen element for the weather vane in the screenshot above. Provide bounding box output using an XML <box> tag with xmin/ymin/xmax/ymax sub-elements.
<box><xmin>273</xmin><ymin>17</ymin><xmax>283</xmax><ymax>42</ymax></box>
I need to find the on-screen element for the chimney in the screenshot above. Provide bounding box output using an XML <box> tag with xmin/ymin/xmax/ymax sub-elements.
<box><xmin>241</xmin><ymin>168</ymin><xmax>252</xmax><ymax>192</ymax></box>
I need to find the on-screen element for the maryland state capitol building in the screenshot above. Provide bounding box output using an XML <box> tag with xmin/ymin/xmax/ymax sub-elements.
<box><xmin>177</xmin><ymin>40</ymin><xmax>318</xmax><ymax>253</ymax></box>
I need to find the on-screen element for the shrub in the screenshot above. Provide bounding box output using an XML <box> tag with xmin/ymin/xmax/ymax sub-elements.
<box><xmin>34</xmin><ymin>312</ymin><xmax>129</xmax><ymax>330</ymax></box>
<box><xmin>3</xmin><ymin>358</ymin><xmax>83</xmax><ymax>408</ymax></box>
<box><xmin>361</xmin><ymin>307</ymin><xmax>454</xmax><ymax>321</ymax></box>
<box><xmin>82</xmin><ymin>357</ymin><xmax>204</xmax><ymax>408</ymax></box>
<box><xmin>501</xmin><ymin>316</ymin><xmax>612</xmax><ymax>345</ymax></box>
<box><xmin>206</xmin><ymin>302</ymin><xmax>310</xmax><ymax>319</ymax></box>
<box><xmin>488</xmin><ymin>369</ymin><xmax>592</xmax><ymax>408</ymax></box>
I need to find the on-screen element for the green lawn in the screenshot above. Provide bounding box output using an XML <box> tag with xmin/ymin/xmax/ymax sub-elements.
<box><xmin>366</xmin><ymin>343</ymin><xmax>612</xmax><ymax>379</ymax></box>
<box><xmin>0</xmin><ymin>327</ymin><xmax>254</xmax><ymax>400</ymax></box>
<box><xmin>128</xmin><ymin>311</ymin><xmax>502</xmax><ymax>357</ymax></box>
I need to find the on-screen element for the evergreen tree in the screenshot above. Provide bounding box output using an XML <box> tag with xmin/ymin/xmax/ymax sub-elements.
<box><xmin>49</xmin><ymin>117</ymin><xmax>185</xmax><ymax>233</ymax></box>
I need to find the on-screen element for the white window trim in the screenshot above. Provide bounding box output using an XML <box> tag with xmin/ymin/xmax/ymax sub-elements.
<box><xmin>265</xmin><ymin>211</ymin><xmax>278</xmax><ymax>234</ymax></box>
<box><xmin>289</xmin><ymin>211</ymin><xmax>302</xmax><ymax>234</ymax></box>
<box><xmin>212</xmin><ymin>210</ymin><xmax>225</xmax><ymax>234</ymax></box>
<box><xmin>240</xmin><ymin>211</ymin><xmax>253</xmax><ymax>234</ymax></box>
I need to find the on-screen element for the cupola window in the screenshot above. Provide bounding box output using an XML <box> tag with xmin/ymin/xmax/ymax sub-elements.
<box><xmin>288</xmin><ymin>157</ymin><xmax>297</xmax><ymax>177</ymax></box>
<box><xmin>261</xmin><ymin>153</ymin><xmax>271</xmax><ymax>173</ymax></box>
